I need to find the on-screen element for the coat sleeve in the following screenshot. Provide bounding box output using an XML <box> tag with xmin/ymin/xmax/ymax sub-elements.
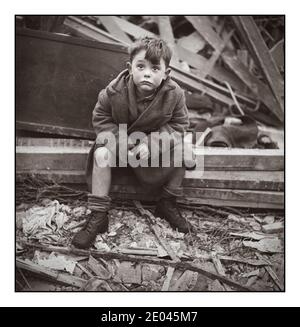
<box><xmin>143</xmin><ymin>90</ymin><xmax>190</xmax><ymax>158</ymax></box>
<box><xmin>92</xmin><ymin>89</ymin><xmax>119</xmax><ymax>154</ymax></box>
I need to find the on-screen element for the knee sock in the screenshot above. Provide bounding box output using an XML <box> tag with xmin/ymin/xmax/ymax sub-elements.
<box><xmin>87</xmin><ymin>193</ymin><xmax>111</xmax><ymax>212</ymax></box>
<box><xmin>161</xmin><ymin>185</ymin><xmax>183</xmax><ymax>199</ymax></box>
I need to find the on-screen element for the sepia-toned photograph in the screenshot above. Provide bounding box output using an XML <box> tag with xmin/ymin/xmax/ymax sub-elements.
<box><xmin>15</xmin><ymin>15</ymin><xmax>284</xmax><ymax>292</ymax></box>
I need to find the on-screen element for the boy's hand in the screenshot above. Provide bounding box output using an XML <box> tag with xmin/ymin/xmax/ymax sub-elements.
<box><xmin>130</xmin><ymin>143</ymin><xmax>150</xmax><ymax>160</ymax></box>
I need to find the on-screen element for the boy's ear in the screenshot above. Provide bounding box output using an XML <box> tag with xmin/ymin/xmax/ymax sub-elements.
<box><xmin>127</xmin><ymin>62</ymin><xmax>132</xmax><ymax>74</ymax></box>
<box><xmin>164</xmin><ymin>68</ymin><xmax>171</xmax><ymax>79</ymax></box>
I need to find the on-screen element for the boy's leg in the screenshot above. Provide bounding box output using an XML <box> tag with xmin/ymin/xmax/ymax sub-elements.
<box><xmin>133</xmin><ymin>165</ymin><xmax>190</xmax><ymax>233</ymax></box>
<box><xmin>92</xmin><ymin>147</ymin><xmax>113</xmax><ymax>196</ymax></box>
<box><xmin>72</xmin><ymin>147</ymin><xmax>113</xmax><ymax>249</ymax></box>
<box><xmin>155</xmin><ymin>166</ymin><xmax>191</xmax><ymax>234</ymax></box>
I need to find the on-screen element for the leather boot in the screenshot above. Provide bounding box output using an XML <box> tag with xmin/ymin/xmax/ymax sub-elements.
<box><xmin>71</xmin><ymin>194</ymin><xmax>110</xmax><ymax>249</ymax></box>
<box><xmin>71</xmin><ymin>211</ymin><xmax>108</xmax><ymax>249</ymax></box>
<box><xmin>155</xmin><ymin>197</ymin><xmax>190</xmax><ymax>233</ymax></box>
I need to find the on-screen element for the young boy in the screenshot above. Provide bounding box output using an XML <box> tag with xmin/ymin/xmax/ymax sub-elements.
<box><xmin>72</xmin><ymin>37</ymin><xmax>191</xmax><ymax>249</ymax></box>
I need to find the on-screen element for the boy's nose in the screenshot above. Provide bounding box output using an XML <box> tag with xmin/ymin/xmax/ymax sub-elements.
<box><xmin>144</xmin><ymin>69</ymin><xmax>151</xmax><ymax>78</ymax></box>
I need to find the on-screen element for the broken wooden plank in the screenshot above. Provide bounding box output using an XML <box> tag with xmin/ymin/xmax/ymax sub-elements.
<box><xmin>87</xmin><ymin>255</ymin><xmax>111</xmax><ymax>279</ymax></box>
<box><xmin>234</xmin><ymin>16</ymin><xmax>284</xmax><ymax>106</ymax></box>
<box><xmin>262</xmin><ymin>222</ymin><xmax>284</xmax><ymax>234</ymax></box>
<box><xmin>95</xmin><ymin>16</ymin><xmax>132</xmax><ymax>44</ymax></box>
<box><xmin>178</xmin><ymin>190</ymin><xmax>283</xmax><ymax>209</ymax></box>
<box><xmin>176</xmin><ymin>36</ymin><xmax>252</xmax><ymax>97</ymax></box>
<box><xmin>16</xmin><ymin>137</ymin><xmax>92</xmax><ymax>147</ymax></box>
<box><xmin>64</xmin><ymin>16</ymin><xmax>127</xmax><ymax>44</ymax></box>
<box><xmin>243</xmin><ymin>238</ymin><xmax>283</xmax><ymax>254</ymax></box>
<box><xmin>16</xmin><ymin>170</ymin><xmax>87</xmax><ymax>185</ymax></box>
<box><xmin>177</xmin><ymin>31</ymin><xmax>206</xmax><ymax>53</ymax></box>
<box><xmin>229</xmin><ymin>232</ymin><xmax>276</xmax><ymax>241</ymax></box>
<box><xmin>211</xmin><ymin>252</ymin><xmax>232</xmax><ymax>291</ymax></box>
<box><xmin>170</xmin><ymin>69</ymin><xmax>234</xmax><ymax>106</ymax></box>
<box><xmin>219</xmin><ymin>255</ymin><xmax>271</xmax><ymax>267</ymax></box>
<box><xmin>256</xmin><ymin>253</ymin><xmax>284</xmax><ymax>291</ymax></box>
<box><xmin>16</xmin><ymin>146</ymin><xmax>89</xmax><ymax>171</ymax></box>
<box><xmin>182</xmin><ymin>188</ymin><xmax>284</xmax><ymax>208</ymax></box>
<box><xmin>76</xmin><ymin>262</ymin><xmax>94</xmax><ymax>278</ymax></box>
<box><xmin>157</xmin><ymin>16</ymin><xmax>179</xmax><ymax>65</ymax></box>
<box><xmin>185</xmin><ymin>16</ymin><xmax>223</xmax><ymax>50</ymax></box>
<box><xmin>118</xmin><ymin>248</ymin><xmax>158</xmax><ymax>256</ymax></box>
<box><xmin>17</xmin><ymin>121</ymin><xmax>95</xmax><ymax>140</ymax></box>
<box><xmin>184</xmin><ymin>170</ymin><xmax>284</xmax><ymax>191</ymax></box>
<box><xmin>270</xmin><ymin>39</ymin><xmax>284</xmax><ymax>71</ymax></box>
<box><xmin>193</xmin><ymin>147</ymin><xmax>284</xmax><ymax>171</ymax></box>
<box><xmin>161</xmin><ymin>267</ymin><xmax>175</xmax><ymax>291</ymax></box>
<box><xmin>19</xmin><ymin>240</ymin><xmax>253</xmax><ymax>291</ymax></box>
<box><xmin>221</xmin><ymin>51</ymin><xmax>283</xmax><ymax>122</ymax></box>
<box><xmin>203</xmin><ymin>29</ymin><xmax>235</xmax><ymax>77</ymax></box>
<box><xmin>169</xmin><ymin>270</ymin><xmax>198</xmax><ymax>291</ymax></box>
<box><xmin>16</xmin><ymin>258</ymin><xmax>86</xmax><ymax>288</ymax></box>
<box><xmin>114</xmin><ymin>261</ymin><xmax>142</xmax><ymax>284</ymax></box>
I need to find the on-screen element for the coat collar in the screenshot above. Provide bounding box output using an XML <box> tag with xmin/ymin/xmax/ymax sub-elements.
<box><xmin>105</xmin><ymin>69</ymin><xmax>176</xmax><ymax>133</ymax></box>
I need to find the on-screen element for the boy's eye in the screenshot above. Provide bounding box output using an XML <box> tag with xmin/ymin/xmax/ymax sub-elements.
<box><xmin>137</xmin><ymin>64</ymin><xmax>144</xmax><ymax>69</ymax></box>
<box><xmin>152</xmin><ymin>66</ymin><xmax>160</xmax><ymax>71</ymax></box>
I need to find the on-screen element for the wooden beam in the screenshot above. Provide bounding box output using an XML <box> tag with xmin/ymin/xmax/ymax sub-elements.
<box><xmin>171</xmin><ymin>66</ymin><xmax>257</xmax><ymax>108</ymax></box>
<box><xmin>16</xmin><ymin>145</ymin><xmax>284</xmax><ymax>172</ymax></box>
<box><xmin>161</xmin><ymin>267</ymin><xmax>175</xmax><ymax>291</ymax></box>
<box><xmin>95</xmin><ymin>16</ymin><xmax>132</xmax><ymax>44</ymax></box>
<box><xmin>182</xmin><ymin>187</ymin><xmax>284</xmax><ymax>208</ymax></box>
<box><xmin>221</xmin><ymin>51</ymin><xmax>283</xmax><ymax>122</ymax></box>
<box><xmin>157</xmin><ymin>16</ymin><xmax>180</xmax><ymax>65</ymax></box>
<box><xmin>185</xmin><ymin>16</ymin><xmax>223</xmax><ymax>50</ymax></box>
<box><xmin>16</xmin><ymin>146</ymin><xmax>89</xmax><ymax>171</ymax></box>
<box><xmin>16</xmin><ymin>259</ymin><xmax>86</xmax><ymax>288</ymax></box>
<box><xmin>17</xmin><ymin>121</ymin><xmax>95</xmax><ymax>140</ymax></box>
<box><xmin>64</xmin><ymin>16</ymin><xmax>126</xmax><ymax>44</ymax></box>
<box><xmin>177</xmin><ymin>31</ymin><xmax>206</xmax><ymax>53</ymax></box>
<box><xmin>194</xmin><ymin>147</ymin><xmax>284</xmax><ymax>171</ymax></box>
<box><xmin>170</xmin><ymin>69</ymin><xmax>234</xmax><ymax>106</ymax></box>
<box><xmin>16</xmin><ymin>137</ymin><xmax>93</xmax><ymax>147</ymax></box>
<box><xmin>184</xmin><ymin>170</ymin><xmax>284</xmax><ymax>191</ymax></box>
<box><xmin>16</xmin><ymin>169</ymin><xmax>284</xmax><ymax>193</ymax></box>
<box><xmin>109</xmin><ymin>185</ymin><xmax>284</xmax><ymax>209</ymax></box>
<box><xmin>177</xmin><ymin>35</ymin><xmax>250</xmax><ymax>97</ymax></box>
<box><xmin>234</xmin><ymin>16</ymin><xmax>284</xmax><ymax>112</ymax></box>
<box><xmin>112</xmin><ymin>15</ymin><xmax>157</xmax><ymax>39</ymax></box>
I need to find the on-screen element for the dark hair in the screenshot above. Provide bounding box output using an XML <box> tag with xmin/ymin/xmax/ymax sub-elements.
<box><xmin>128</xmin><ymin>37</ymin><xmax>172</xmax><ymax>67</ymax></box>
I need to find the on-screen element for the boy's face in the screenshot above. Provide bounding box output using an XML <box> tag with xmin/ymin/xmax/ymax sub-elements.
<box><xmin>128</xmin><ymin>50</ymin><xmax>170</xmax><ymax>96</ymax></box>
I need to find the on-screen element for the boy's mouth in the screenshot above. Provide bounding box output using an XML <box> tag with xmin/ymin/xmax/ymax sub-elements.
<box><xmin>140</xmin><ymin>81</ymin><xmax>153</xmax><ymax>86</ymax></box>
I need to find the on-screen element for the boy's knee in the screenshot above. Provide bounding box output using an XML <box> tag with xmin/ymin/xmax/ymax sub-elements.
<box><xmin>94</xmin><ymin>147</ymin><xmax>113</xmax><ymax>167</ymax></box>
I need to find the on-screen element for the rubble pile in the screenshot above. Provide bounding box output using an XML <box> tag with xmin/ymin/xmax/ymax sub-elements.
<box><xmin>16</xmin><ymin>195</ymin><xmax>284</xmax><ymax>292</ymax></box>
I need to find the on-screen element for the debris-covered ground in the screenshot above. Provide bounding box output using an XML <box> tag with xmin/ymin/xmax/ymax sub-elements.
<box><xmin>15</xmin><ymin>179</ymin><xmax>284</xmax><ymax>292</ymax></box>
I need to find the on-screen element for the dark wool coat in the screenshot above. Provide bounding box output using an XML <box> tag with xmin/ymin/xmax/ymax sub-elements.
<box><xmin>86</xmin><ymin>69</ymin><xmax>189</xmax><ymax>188</ymax></box>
